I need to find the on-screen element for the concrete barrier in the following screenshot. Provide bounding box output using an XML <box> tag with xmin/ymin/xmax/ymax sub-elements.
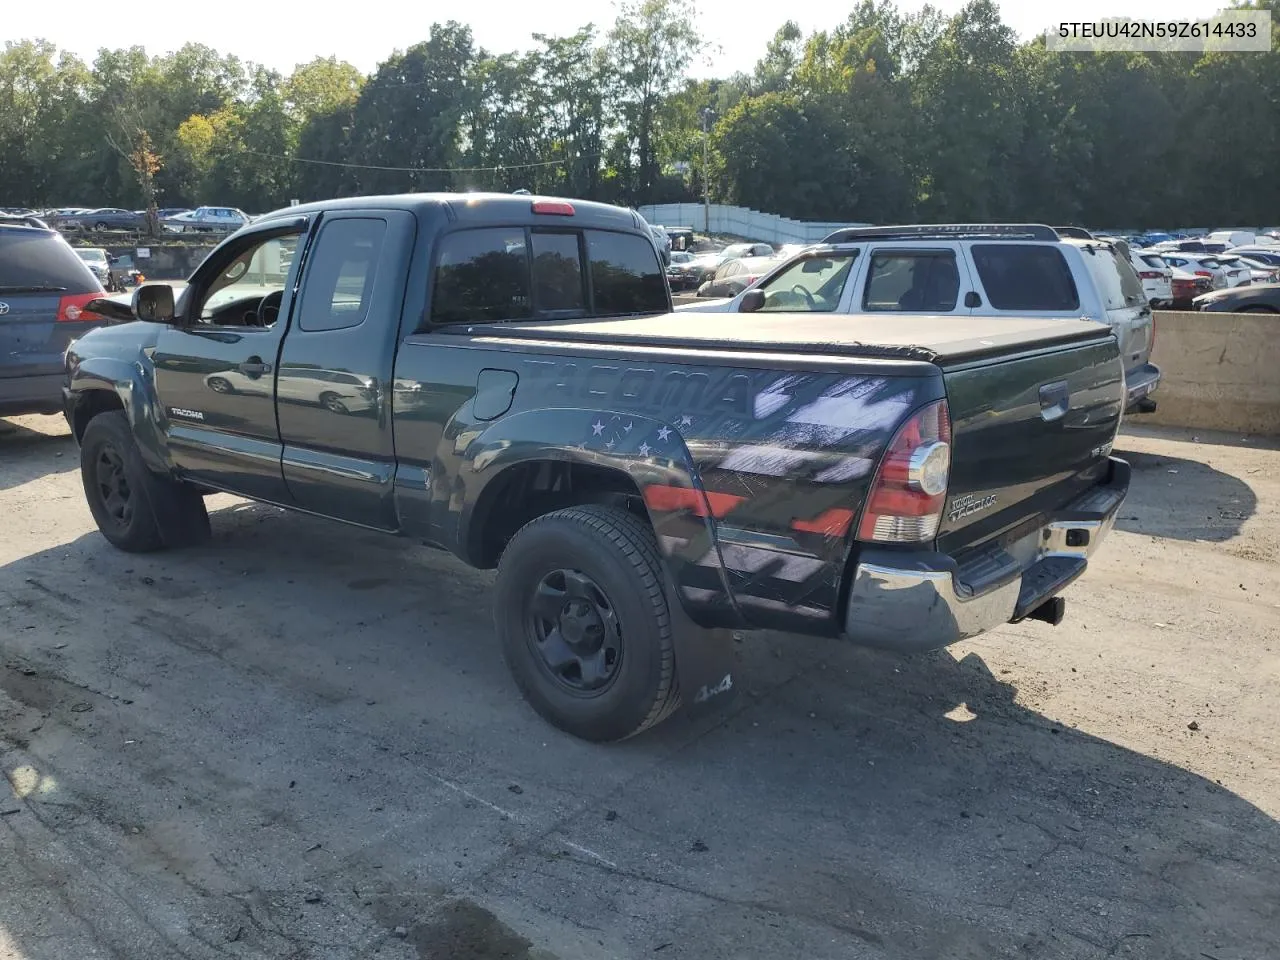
<box><xmin>1144</xmin><ymin>310</ymin><xmax>1279</xmax><ymax>436</ymax></box>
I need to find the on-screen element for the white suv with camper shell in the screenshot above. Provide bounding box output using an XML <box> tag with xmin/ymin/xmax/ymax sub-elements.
<box><xmin>677</xmin><ymin>223</ymin><xmax>1161</xmax><ymax>413</ymax></box>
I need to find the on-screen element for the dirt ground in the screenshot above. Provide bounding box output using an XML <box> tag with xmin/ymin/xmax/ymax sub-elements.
<box><xmin>1</xmin><ymin>414</ymin><xmax>1277</xmax><ymax>960</ymax></box>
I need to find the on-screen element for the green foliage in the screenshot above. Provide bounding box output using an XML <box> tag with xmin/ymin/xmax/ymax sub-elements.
<box><xmin>3</xmin><ymin>1</ymin><xmax>1279</xmax><ymax>226</ymax></box>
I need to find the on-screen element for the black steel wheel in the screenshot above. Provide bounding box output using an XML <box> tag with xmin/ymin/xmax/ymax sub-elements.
<box><xmin>94</xmin><ymin>443</ymin><xmax>134</xmax><ymax>528</ymax></box>
<box><xmin>495</xmin><ymin>505</ymin><xmax>680</xmax><ymax>741</ymax></box>
<box><xmin>526</xmin><ymin>568</ymin><xmax>623</xmax><ymax>695</ymax></box>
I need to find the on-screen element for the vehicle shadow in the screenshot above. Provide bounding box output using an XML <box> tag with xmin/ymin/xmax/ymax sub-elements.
<box><xmin>0</xmin><ymin>417</ymin><xmax>75</xmax><ymax>492</ymax></box>
<box><xmin>0</xmin><ymin>507</ymin><xmax>1276</xmax><ymax>959</ymax></box>
<box><xmin>1114</xmin><ymin>445</ymin><xmax>1256</xmax><ymax>541</ymax></box>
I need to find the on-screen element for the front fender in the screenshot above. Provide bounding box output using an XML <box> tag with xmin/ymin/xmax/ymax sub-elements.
<box><xmin>67</xmin><ymin>354</ymin><xmax>169</xmax><ymax>472</ymax></box>
<box><xmin>454</xmin><ymin>406</ymin><xmax>743</xmax><ymax>629</ymax></box>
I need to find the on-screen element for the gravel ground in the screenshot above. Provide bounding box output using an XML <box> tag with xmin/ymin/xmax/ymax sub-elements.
<box><xmin>0</xmin><ymin>415</ymin><xmax>1277</xmax><ymax>960</ymax></box>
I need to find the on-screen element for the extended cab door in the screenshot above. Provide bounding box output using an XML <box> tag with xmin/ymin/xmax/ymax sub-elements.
<box><xmin>152</xmin><ymin>218</ymin><xmax>311</xmax><ymax>502</ymax></box>
<box><xmin>276</xmin><ymin>210</ymin><xmax>415</xmax><ymax>530</ymax></box>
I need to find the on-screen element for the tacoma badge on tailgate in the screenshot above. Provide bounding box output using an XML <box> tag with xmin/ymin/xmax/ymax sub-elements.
<box><xmin>948</xmin><ymin>492</ymin><xmax>997</xmax><ymax>523</ymax></box>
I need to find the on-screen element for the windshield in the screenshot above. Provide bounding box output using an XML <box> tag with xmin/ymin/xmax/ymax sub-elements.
<box><xmin>77</xmin><ymin>249</ymin><xmax>108</xmax><ymax>263</ymax></box>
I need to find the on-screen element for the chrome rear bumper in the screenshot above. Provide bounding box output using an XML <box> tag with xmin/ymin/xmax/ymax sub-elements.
<box><xmin>842</xmin><ymin>457</ymin><xmax>1130</xmax><ymax>653</ymax></box>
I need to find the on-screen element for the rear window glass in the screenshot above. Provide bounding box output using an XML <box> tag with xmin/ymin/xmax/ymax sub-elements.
<box><xmin>530</xmin><ymin>232</ymin><xmax>585</xmax><ymax>313</ymax></box>
<box><xmin>0</xmin><ymin>231</ymin><xmax>101</xmax><ymax>291</ymax></box>
<box><xmin>971</xmin><ymin>244</ymin><xmax>1078</xmax><ymax>311</ymax></box>
<box><xmin>1110</xmin><ymin>249</ymin><xmax>1146</xmax><ymax>306</ymax></box>
<box><xmin>1140</xmin><ymin>254</ymin><xmax>1167</xmax><ymax>269</ymax></box>
<box><xmin>586</xmin><ymin>230</ymin><xmax>667</xmax><ymax>315</ymax></box>
<box><xmin>863</xmin><ymin>250</ymin><xmax>959</xmax><ymax>312</ymax></box>
<box><xmin>431</xmin><ymin>228</ymin><xmax>531</xmax><ymax>324</ymax></box>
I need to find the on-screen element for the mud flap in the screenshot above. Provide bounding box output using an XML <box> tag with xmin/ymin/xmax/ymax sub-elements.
<box><xmin>664</xmin><ymin>574</ymin><xmax>739</xmax><ymax>719</ymax></box>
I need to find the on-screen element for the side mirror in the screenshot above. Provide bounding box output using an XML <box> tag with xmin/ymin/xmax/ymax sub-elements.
<box><xmin>739</xmin><ymin>289</ymin><xmax>765</xmax><ymax>313</ymax></box>
<box><xmin>132</xmin><ymin>283</ymin><xmax>175</xmax><ymax>323</ymax></box>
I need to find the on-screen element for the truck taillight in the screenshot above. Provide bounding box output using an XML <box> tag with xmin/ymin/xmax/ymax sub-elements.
<box><xmin>857</xmin><ymin>399</ymin><xmax>951</xmax><ymax>543</ymax></box>
<box><xmin>57</xmin><ymin>292</ymin><xmax>105</xmax><ymax>322</ymax></box>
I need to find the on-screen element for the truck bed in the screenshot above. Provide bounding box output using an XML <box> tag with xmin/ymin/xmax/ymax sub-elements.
<box><xmin>473</xmin><ymin>312</ymin><xmax>1112</xmax><ymax>365</ymax></box>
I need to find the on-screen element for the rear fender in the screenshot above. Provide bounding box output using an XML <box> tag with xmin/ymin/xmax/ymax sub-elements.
<box><xmin>68</xmin><ymin>358</ymin><xmax>169</xmax><ymax>472</ymax></box>
<box><xmin>456</xmin><ymin>406</ymin><xmax>740</xmax><ymax>628</ymax></box>
<box><xmin>458</xmin><ymin>406</ymin><xmax>743</xmax><ymax>717</ymax></box>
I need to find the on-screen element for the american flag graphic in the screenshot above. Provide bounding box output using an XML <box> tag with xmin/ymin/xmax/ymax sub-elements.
<box><xmin>576</xmin><ymin>413</ymin><xmax>695</xmax><ymax>459</ymax></box>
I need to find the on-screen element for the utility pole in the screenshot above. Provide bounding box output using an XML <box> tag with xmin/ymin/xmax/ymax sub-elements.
<box><xmin>700</xmin><ymin>108</ymin><xmax>714</xmax><ymax>235</ymax></box>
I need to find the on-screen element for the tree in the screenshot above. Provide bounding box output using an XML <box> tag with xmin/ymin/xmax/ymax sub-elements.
<box><xmin>606</xmin><ymin>0</ymin><xmax>702</xmax><ymax>204</ymax></box>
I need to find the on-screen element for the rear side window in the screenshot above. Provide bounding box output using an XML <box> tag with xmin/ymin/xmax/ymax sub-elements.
<box><xmin>863</xmin><ymin>250</ymin><xmax>959</xmax><ymax>312</ymax></box>
<box><xmin>431</xmin><ymin>228</ymin><xmax>532</xmax><ymax>324</ymax></box>
<box><xmin>298</xmin><ymin>218</ymin><xmax>387</xmax><ymax>332</ymax></box>
<box><xmin>0</xmin><ymin>231</ymin><xmax>101</xmax><ymax>291</ymax></box>
<box><xmin>971</xmin><ymin>245</ymin><xmax>1079</xmax><ymax>311</ymax></box>
<box><xmin>586</xmin><ymin>230</ymin><xmax>667</xmax><ymax>315</ymax></box>
<box><xmin>530</xmin><ymin>232</ymin><xmax>585</xmax><ymax>313</ymax></box>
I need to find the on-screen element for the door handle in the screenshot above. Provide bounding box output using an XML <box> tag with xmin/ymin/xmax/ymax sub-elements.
<box><xmin>238</xmin><ymin>358</ymin><xmax>271</xmax><ymax>377</ymax></box>
<box><xmin>1039</xmin><ymin>380</ymin><xmax>1070</xmax><ymax>422</ymax></box>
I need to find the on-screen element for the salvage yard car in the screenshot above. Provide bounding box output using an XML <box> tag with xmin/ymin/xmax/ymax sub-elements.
<box><xmin>1</xmin><ymin>218</ymin><xmax>108</xmax><ymax>415</ymax></box>
<box><xmin>679</xmin><ymin>224</ymin><xmax>1161</xmax><ymax>414</ymax></box>
<box><xmin>63</xmin><ymin>194</ymin><xmax>1130</xmax><ymax>741</ymax></box>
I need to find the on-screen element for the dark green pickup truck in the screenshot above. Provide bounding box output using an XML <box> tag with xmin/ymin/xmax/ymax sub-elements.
<box><xmin>63</xmin><ymin>193</ymin><xmax>1129</xmax><ymax>741</ymax></box>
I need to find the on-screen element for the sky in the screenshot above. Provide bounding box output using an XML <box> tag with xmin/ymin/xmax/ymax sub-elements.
<box><xmin>5</xmin><ymin>0</ymin><xmax>1238</xmax><ymax>78</ymax></box>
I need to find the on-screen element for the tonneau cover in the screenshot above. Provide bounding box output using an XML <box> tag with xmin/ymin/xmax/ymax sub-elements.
<box><xmin>472</xmin><ymin>312</ymin><xmax>1110</xmax><ymax>365</ymax></box>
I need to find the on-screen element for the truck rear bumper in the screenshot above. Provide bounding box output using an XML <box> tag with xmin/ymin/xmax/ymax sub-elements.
<box><xmin>1124</xmin><ymin>363</ymin><xmax>1161</xmax><ymax>412</ymax></box>
<box><xmin>841</xmin><ymin>457</ymin><xmax>1130</xmax><ymax>654</ymax></box>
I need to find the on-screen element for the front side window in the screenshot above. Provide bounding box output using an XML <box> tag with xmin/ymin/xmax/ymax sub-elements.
<box><xmin>298</xmin><ymin>218</ymin><xmax>388</xmax><ymax>332</ymax></box>
<box><xmin>194</xmin><ymin>232</ymin><xmax>301</xmax><ymax>327</ymax></box>
<box><xmin>971</xmin><ymin>244</ymin><xmax>1079</xmax><ymax>311</ymax></box>
<box><xmin>757</xmin><ymin>253</ymin><xmax>856</xmax><ymax>312</ymax></box>
<box><xmin>863</xmin><ymin>250</ymin><xmax>959</xmax><ymax>312</ymax></box>
<box><xmin>431</xmin><ymin>228</ymin><xmax>531</xmax><ymax>324</ymax></box>
<box><xmin>586</xmin><ymin>229</ymin><xmax>667</xmax><ymax>315</ymax></box>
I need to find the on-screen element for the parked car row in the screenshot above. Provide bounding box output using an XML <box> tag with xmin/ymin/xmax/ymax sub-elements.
<box><xmin>0</xmin><ymin>205</ymin><xmax>255</xmax><ymax>234</ymax></box>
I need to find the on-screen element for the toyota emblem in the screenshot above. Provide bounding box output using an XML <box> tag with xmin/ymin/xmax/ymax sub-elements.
<box><xmin>0</xmin><ymin>302</ymin><xmax>9</xmax><ymax>316</ymax></box>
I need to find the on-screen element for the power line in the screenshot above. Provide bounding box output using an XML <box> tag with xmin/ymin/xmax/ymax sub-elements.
<box><xmin>239</xmin><ymin>149</ymin><xmax>600</xmax><ymax>174</ymax></box>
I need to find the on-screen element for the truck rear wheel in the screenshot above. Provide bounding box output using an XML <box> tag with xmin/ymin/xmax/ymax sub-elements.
<box><xmin>494</xmin><ymin>505</ymin><xmax>679</xmax><ymax>742</ymax></box>
<box><xmin>80</xmin><ymin>411</ymin><xmax>211</xmax><ymax>553</ymax></box>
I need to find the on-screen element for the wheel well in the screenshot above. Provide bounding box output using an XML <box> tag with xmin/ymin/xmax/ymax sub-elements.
<box><xmin>468</xmin><ymin>460</ymin><xmax>649</xmax><ymax>569</ymax></box>
<box><xmin>72</xmin><ymin>390</ymin><xmax>125</xmax><ymax>443</ymax></box>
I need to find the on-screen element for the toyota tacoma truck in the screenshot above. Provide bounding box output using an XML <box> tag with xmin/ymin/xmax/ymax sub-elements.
<box><xmin>63</xmin><ymin>193</ymin><xmax>1130</xmax><ymax>741</ymax></box>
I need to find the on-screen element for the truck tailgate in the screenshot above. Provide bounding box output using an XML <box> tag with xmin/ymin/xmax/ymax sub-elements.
<box><xmin>935</xmin><ymin>333</ymin><xmax>1124</xmax><ymax>555</ymax></box>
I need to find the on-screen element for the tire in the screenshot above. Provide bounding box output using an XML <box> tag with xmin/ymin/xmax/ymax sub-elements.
<box><xmin>80</xmin><ymin>411</ymin><xmax>211</xmax><ymax>552</ymax></box>
<box><xmin>495</xmin><ymin>505</ymin><xmax>679</xmax><ymax>742</ymax></box>
<box><xmin>207</xmin><ymin>376</ymin><xmax>235</xmax><ymax>394</ymax></box>
<box><xmin>1240</xmin><ymin>305</ymin><xmax>1277</xmax><ymax>313</ymax></box>
<box><xmin>93</xmin><ymin>221</ymin><xmax>109</xmax><ymax>231</ymax></box>
<box><xmin>319</xmin><ymin>391</ymin><xmax>348</xmax><ymax>414</ymax></box>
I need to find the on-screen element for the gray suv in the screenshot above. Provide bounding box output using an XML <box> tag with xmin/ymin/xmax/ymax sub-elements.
<box><xmin>1</xmin><ymin>222</ymin><xmax>108</xmax><ymax>416</ymax></box>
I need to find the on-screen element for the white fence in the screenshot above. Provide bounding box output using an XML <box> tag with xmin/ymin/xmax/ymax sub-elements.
<box><xmin>637</xmin><ymin>203</ymin><xmax>871</xmax><ymax>245</ymax></box>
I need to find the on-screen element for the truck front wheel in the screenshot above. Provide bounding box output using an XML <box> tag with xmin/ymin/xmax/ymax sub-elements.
<box><xmin>495</xmin><ymin>505</ymin><xmax>679</xmax><ymax>741</ymax></box>
<box><xmin>80</xmin><ymin>411</ymin><xmax>211</xmax><ymax>552</ymax></box>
